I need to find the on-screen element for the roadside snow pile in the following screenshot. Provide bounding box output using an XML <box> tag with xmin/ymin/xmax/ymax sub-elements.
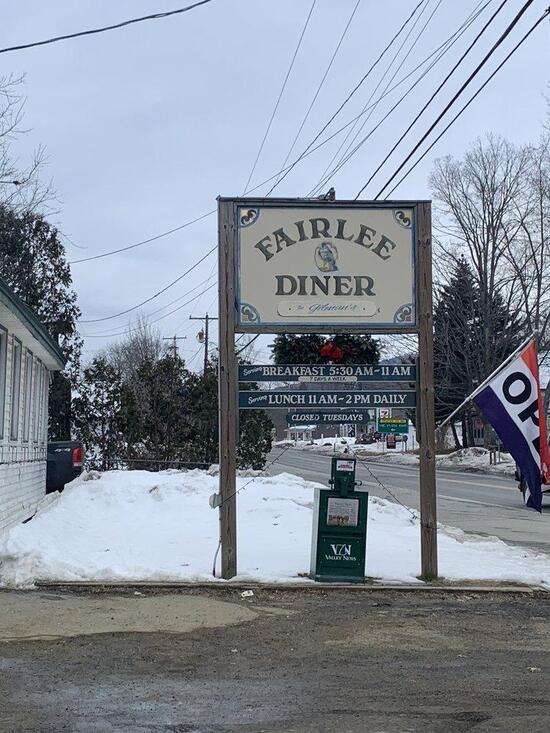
<box><xmin>290</xmin><ymin>441</ymin><xmax>516</xmax><ymax>475</ymax></box>
<box><xmin>0</xmin><ymin>468</ymin><xmax>547</xmax><ymax>588</ymax></box>
<box><xmin>436</xmin><ymin>447</ymin><xmax>515</xmax><ymax>475</ymax></box>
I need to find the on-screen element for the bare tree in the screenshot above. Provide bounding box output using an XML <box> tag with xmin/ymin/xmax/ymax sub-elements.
<box><xmin>430</xmin><ymin>134</ymin><xmax>531</xmax><ymax>382</ymax></box>
<box><xmin>106</xmin><ymin>315</ymin><xmax>164</xmax><ymax>383</ymax></box>
<box><xmin>501</xmin><ymin>133</ymin><xmax>550</xmax><ymax>362</ymax></box>
<box><xmin>0</xmin><ymin>74</ymin><xmax>53</xmax><ymax>213</ymax></box>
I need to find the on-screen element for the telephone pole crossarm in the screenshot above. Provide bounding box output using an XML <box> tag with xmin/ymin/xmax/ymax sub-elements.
<box><xmin>163</xmin><ymin>335</ymin><xmax>187</xmax><ymax>359</ymax></box>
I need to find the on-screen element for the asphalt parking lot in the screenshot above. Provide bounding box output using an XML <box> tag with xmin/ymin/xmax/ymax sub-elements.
<box><xmin>1</xmin><ymin>587</ymin><xmax>550</xmax><ymax>732</ymax></box>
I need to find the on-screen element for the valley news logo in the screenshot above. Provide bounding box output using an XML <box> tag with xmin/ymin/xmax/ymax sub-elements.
<box><xmin>326</xmin><ymin>543</ymin><xmax>356</xmax><ymax>561</ymax></box>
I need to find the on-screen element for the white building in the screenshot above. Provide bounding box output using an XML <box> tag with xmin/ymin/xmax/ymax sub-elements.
<box><xmin>0</xmin><ymin>276</ymin><xmax>65</xmax><ymax>530</ymax></box>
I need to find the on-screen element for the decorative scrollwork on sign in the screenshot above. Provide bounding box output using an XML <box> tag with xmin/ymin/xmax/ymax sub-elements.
<box><xmin>240</xmin><ymin>303</ymin><xmax>261</xmax><ymax>324</ymax></box>
<box><xmin>393</xmin><ymin>303</ymin><xmax>414</xmax><ymax>323</ymax></box>
<box><xmin>240</xmin><ymin>208</ymin><xmax>259</xmax><ymax>227</ymax></box>
<box><xmin>393</xmin><ymin>209</ymin><xmax>412</xmax><ymax>228</ymax></box>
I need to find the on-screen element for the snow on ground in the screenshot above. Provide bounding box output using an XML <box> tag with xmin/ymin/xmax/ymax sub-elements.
<box><xmin>436</xmin><ymin>447</ymin><xmax>516</xmax><ymax>475</ymax></box>
<box><xmin>284</xmin><ymin>441</ymin><xmax>516</xmax><ymax>476</ymax></box>
<box><xmin>1</xmin><ymin>468</ymin><xmax>548</xmax><ymax>589</ymax></box>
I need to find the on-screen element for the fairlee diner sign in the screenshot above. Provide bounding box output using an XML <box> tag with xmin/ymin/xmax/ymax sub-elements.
<box><xmin>235</xmin><ymin>202</ymin><xmax>416</xmax><ymax>331</ymax></box>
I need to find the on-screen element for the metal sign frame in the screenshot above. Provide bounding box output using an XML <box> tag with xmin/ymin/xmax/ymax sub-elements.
<box><xmin>218</xmin><ymin>196</ymin><xmax>437</xmax><ymax>581</ymax></box>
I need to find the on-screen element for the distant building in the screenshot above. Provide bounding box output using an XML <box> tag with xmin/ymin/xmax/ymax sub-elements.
<box><xmin>0</xmin><ymin>277</ymin><xmax>65</xmax><ymax>530</ymax></box>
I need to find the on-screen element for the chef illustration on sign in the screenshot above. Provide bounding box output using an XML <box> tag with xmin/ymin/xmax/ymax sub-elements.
<box><xmin>315</xmin><ymin>242</ymin><xmax>338</xmax><ymax>272</ymax></box>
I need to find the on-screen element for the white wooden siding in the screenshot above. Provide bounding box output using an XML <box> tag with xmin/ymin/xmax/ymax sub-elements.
<box><xmin>0</xmin><ymin>459</ymin><xmax>46</xmax><ymax>531</ymax></box>
<box><xmin>0</xmin><ymin>328</ymin><xmax>51</xmax><ymax>530</ymax></box>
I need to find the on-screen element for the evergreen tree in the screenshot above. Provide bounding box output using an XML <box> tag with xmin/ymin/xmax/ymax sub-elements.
<box><xmin>72</xmin><ymin>357</ymin><xmax>125</xmax><ymax>471</ymax></box>
<box><xmin>123</xmin><ymin>353</ymin><xmax>189</xmax><ymax>466</ymax></box>
<box><xmin>238</xmin><ymin>409</ymin><xmax>273</xmax><ymax>470</ymax></box>
<box><xmin>271</xmin><ymin>333</ymin><xmax>380</xmax><ymax>365</ymax></box>
<box><xmin>434</xmin><ymin>258</ymin><xmax>479</xmax><ymax>420</ymax></box>
<box><xmin>180</xmin><ymin>365</ymin><xmax>221</xmax><ymax>468</ymax></box>
<box><xmin>329</xmin><ymin>334</ymin><xmax>380</xmax><ymax>364</ymax></box>
<box><xmin>434</xmin><ymin>257</ymin><xmax>524</xmax><ymax>446</ymax></box>
<box><xmin>180</xmin><ymin>359</ymin><xmax>273</xmax><ymax>470</ymax></box>
<box><xmin>270</xmin><ymin>335</ymin><xmax>325</xmax><ymax>364</ymax></box>
<box><xmin>0</xmin><ymin>205</ymin><xmax>81</xmax><ymax>438</ymax></box>
<box><xmin>101</xmin><ymin>335</ymin><xmax>273</xmax><ymax>471</ymax></box>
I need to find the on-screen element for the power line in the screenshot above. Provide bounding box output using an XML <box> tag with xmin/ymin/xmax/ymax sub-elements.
<box><xmin>382</xmin><ymin>7</ymin><xmax>550</xmax><ymax>198</ymax></box>
<box><xmin>241</xmin><ymin>0</ymin><xmax>317</xmax><ymax>195</ymax></box>
<box><xmin>76</xmin><ymin>3</ymin><xmax>480</xmax><ymax>333</ymax></box>
<box><xmin>236</xmin><ymin>334</ymin><xmax>260</xmax><ymax>355</ymax></box>
<box><xmin>70</xmin><ymin>20</ymin><xmax>458</xmax><ymax>270</ymax></box>
<box><xmin>78</xmin><ymin>245</ymin><xmax>216</xmax><ymax>323</ymax></box>
<box><xmin>80</xmin><ymin>273</ymin><xmax>215</xmax><ymax>339</ymax></box>
<box><xmin>176</xmin><ymin>282</ymin><xmax>217</xmax><ymax>335</ymax></box>
<box><xmin>76</xmin><ymin>2</ymin><xmax>487</xmax><ymax>333</ymax></box>
<box><xmin>272</xmin><ymin>0</ymin><xmax>362</xmax><ymax>190</ymax></box>
<box><xmin>81</xmin><ymin>6</ymin><xmax>543</xmax><ymax>347</ymax></box>
<box><xmin>76</xmin><ymin>1</ymin><xmax>488</xmax><ymax>336</ymax></box>
<box><xmin>311</xmin><ymin>0</ymin><xmax>441</xmax><ymax>197</ymax></box>
<box><xmin>74</xmin><ymin>33</ymin><xmax>462</xmax><ymax>343</ymax></box>
<box><xmin>186</xmin><ymin>343</ymin><xmax>205</xmax><ymax>370</ymax></box>
<box><xmin>371</xmin><ymin>0</ymin><xmax>536</xmax><ymax>199</ymax></box>
<box><xmin>67</xmin><ymin>65</ymin><xmax>406</xmax><ymax>267</ymax></box>
<box><xmin>264</xmin><ymin>0</ymin><xmax>428</xmax><ymax>196</ymax></box>
<box><xmin>81</xmin><ymin>282</ymin><xmax>217</xmax><ymax>339</ymax></box>
<box><xmin>306</xmin><ymin>0</ymin><xmax>492</xmax><ymax>196</ymax></box>
<box><xmin>70</xmin><ymin>210</ymin><xmax>214</xmax><ymax>264</ymax></box>
<box><xmin>81</xmin><ymin>275</ymin><xmax>216</xmax><ymax>337</ymax></box>
<box><xmin>139</xmin><ymin>273</ymin><xmax>214</xmax><ymax>320</ymax></box>
<box><xmin>0</xmin><ymin>0</ymin><xmax>214</xmax><ymax>55</ymax></box>
<box><xmin>355</xmin><ymin>0</ymin><xmax>509</xmax><ymax>199</ymax></box>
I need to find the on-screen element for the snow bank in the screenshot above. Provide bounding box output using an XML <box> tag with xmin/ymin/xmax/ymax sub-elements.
<box><xmin>436</xmin><ymin>447</ymin><xmax>515</xmax><ymax>475</ymax></box>
<box><xmin>289</xmin><ymin>441</ymin><xmax>516</xmax><ymax>475</ymax></box>
<box><xmin>0</xmin><ymin>468</ymin><xmax>547</xmax><ymax>588</ymax></box>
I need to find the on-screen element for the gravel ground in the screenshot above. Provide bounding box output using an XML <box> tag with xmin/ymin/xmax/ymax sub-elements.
<box><xmin>1</xmin><ymin>587</ymin><xmax>550</xmax><ymax>732</ymax></box>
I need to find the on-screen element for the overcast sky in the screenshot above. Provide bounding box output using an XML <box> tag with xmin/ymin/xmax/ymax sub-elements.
<box><xmin>3</xmin><ymin>0</ymin><xmax>549</xmax><ymax>367</ymax></box>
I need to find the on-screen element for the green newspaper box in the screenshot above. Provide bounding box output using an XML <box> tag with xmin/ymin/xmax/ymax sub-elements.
<box><xmin>310</xmin><ymin>454</ymin><xmax>368</xmax><ymax>583</ymax></box>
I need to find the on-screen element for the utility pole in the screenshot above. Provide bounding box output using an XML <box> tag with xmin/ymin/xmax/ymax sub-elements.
<box><xmin>163</xmin><ymin>335</ymin><xmax>187</xmax><ymax>359</ymax></box>
<box><xmin>189</xmin><ymin>313</ymin><xmax>218</xmax><ymax>375</ymax></box>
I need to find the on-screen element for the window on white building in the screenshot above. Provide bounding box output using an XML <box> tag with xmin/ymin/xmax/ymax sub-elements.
<box><xmin>10</xmin><ymin>338</ymin><xmax>22</xmax><ymax>440</ymax></box>
<box><xmin>40</xmin><ymin>366</ymin><xmax>49</xmax><ymax>443</ymax></box>
<box><xmin>0</xmin><ymin>325</ymin><xmax>7</xmax><ymax>439</ymax></box>
<box><xmin>33</xmin><ymin>359</ymin><xmax>42</xmax><ymax>442</ymax></box>
<box><xmin>22</xmin><ymin>350</ymin><xmax>34</xmax><ymax>442</ymax></box>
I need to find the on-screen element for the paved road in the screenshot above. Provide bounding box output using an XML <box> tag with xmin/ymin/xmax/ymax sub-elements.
<box><xmin>269</xmin><ymin>448</ymin><xmax>550</xmax><ymax>553</ymax></box>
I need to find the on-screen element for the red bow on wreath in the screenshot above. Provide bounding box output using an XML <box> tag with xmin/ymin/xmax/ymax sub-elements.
<box><xmin>319</xmin><ymin>341</ymin><xmax>344</xmax><ymax>362</ymax></box>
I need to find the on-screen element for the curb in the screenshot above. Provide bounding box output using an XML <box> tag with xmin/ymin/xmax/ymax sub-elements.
<box><xmin>32</xmin><ymin>580</ymin><xmax>541</xmax><ymax>595</ymax></box>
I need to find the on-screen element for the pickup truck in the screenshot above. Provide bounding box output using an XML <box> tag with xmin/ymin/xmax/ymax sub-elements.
<box><xmin>46</xmin><ymin>441</ymin><xmax>84</xmax><ymax>494</ymax></box>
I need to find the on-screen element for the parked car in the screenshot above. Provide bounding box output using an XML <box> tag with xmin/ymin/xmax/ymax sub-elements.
<box><xmin>46</xmin><ymin>441</ymin><xmax>84</xmax><ymax>494</ymax></box>
<box><xmin>356</xmin><ymin>433</ymin><xmax>376</xmax><ymax>445</ymax></box>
